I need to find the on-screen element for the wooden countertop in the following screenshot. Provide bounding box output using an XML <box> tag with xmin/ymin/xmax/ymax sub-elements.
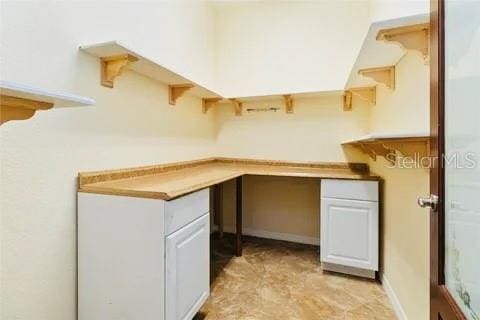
<box><xmin>78</xmin><ymin>158</ymin><xmax>379</xmax><ymax>200</ymax></box>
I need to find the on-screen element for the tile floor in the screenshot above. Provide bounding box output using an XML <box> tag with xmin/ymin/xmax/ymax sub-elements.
<box><xmin>196</xmin><ymin>235</ymin><xmax>396</xmax><ymax>320</ymax></box>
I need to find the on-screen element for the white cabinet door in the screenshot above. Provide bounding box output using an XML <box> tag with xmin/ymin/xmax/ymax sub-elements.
<box><xmin>321</xmin><ymin>198</ymin><xmax>378</xmax><ymax>271</ymax></box>
<box><xmin>166</xmin><ymin>213</ymin><xmax>210</xmax><ymax>320</ymax></box>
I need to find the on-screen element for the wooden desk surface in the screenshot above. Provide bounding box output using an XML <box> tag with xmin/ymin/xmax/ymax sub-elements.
<box><xmin>78</xmin><ymin>158</ymin><xmax>378</xmax><ymax>200</ymax></box>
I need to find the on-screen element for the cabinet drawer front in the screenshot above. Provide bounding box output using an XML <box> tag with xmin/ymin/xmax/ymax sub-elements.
<box><xmin>166</xmin><ymin>213</ymin><xmax>210</xmax><ymax>320</ymax></box>
<box><xmin>321</xmin><ymin>179</ymin><xmax>378</xmax><ymax>201</ymax></box>
<box><xmin>165</xmin><ymin>188</ymin><xmax>209</xmax><ymax>235</ymax></box>
<box><xmin>321</xmin><ymin>198</ymin><xmax>378</xmax><ymax>271</ymax></box>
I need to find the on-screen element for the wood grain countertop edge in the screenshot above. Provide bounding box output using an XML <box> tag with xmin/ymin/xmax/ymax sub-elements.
<box><xmin>78</xmin><ymin>157</ymin><xmax>379</xmax><ymax>200</ymax></box>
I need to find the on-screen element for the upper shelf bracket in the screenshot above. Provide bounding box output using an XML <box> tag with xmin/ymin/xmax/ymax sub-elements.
<box><xmin>343</xmin><ymin>86</ymin><xmax>376</xmax><ymax>111</ymax></box>
<box><xmin>202</xmin><ymin>98</ymin><xmax>222</xmax><ymax>114</ymax></box>
<box><xmin>283</xmin><ymin>95</ymin><xmax>294</xmax><ymax>114</ymax></box>
<box><xmin>230</xmin><ymin>99</ymin><xmax>243</xmax><ymax>116</ymax></box>
<box><xmin>101</xmin><ymin>54</ymin><xmax>139</xmax><ymax>88</ymax></box>
<box><xmin>0</xmin><ymin>95</ymin><xmax>53</xmax><ymax>125</ymax></box>
<box><xmin>358</xmin><ymin>66</ymin><xmax>395</xmax><ymax>89</ymax></box>
<box><xmin>168</xmin><ymin>84</ymin><xmax>194</xmax><ymax>105</ymax></box>
<box><xmin>376</xmin><ymin>23</ymin><xmax>430</xmax><ymax>60</ymax></box>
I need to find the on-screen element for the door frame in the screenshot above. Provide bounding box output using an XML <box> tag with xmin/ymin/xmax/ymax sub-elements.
<box><xmin>430</xmin><ymin>1</ymin><xmax>467</xmax><ymax>319</ymax></box>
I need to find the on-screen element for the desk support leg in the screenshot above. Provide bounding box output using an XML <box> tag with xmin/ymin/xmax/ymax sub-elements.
<box><xmin>214</xmin><ymin>184</ymin><xmax>223</xmax><ymax>239</ymax></box>
<box><xmin>235</xmin><ymin>176</ymin><xmax>243</xmax><ymax>257</ymax></box>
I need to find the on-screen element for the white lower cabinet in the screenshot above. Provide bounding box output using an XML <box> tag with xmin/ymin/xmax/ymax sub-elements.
<box><xmin>78</xmin><ymin>189</ymin><xmax>210</xmax><ymax>320</ymax></box>
<box><xmin>166</xmin><ymin>214</ymin><xmax>210</xmax><ymax>320</ymax></box>
<box><xmin>320</xmin><ymin>179</ymin><xmax>379</xmax><ymax>278</ymax></box>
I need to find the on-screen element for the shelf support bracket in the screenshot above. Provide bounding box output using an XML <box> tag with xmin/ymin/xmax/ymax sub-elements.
<box><xmin>230</xmin><ymin>99</ymin><xmax>243</xmax><ymax>116</ymax></box>
<box><xmin>350</xmin><ymin>87</ymin><xmax>376</xmax><ymax>105</ymax></box>
<box><xmin>343</xmin><ymin>91</ymin><xmax>353</xmax><ymax>111</ymax></box>
<box><xmin>358</xmin><ymin>66</ymin><xmax>395</xmax><ymax>89</ymax></box>
<box><xmin>100</xmin><ymin>54</ymin><xmax>138</xmax><ymax>88</ymax></box>
<box><xmin>377</xmin><ymin>23</ymin><xmax>430</xmax><ymax>60</ymax></box>
<box><xmin>202</xmin><ymin>98</ymin><xmax>222</xmax><ymax>114</ymax></box>
<box><xmin>354</xmin><ymin>142</ymin><xmax>395</xmax><ymax>164</ymax></box>
<box><xmin>344</xmin><ymin>86</ymin><xmax>376</xmax><ymax>111</ymax></box>
<box><xmin>0</xmin><ymin>95</ymin><xmax>53</xmax><ymax>125</ymax></box>
<box><xmin>382</xmin><ymin>140</ymin><xmax>430</xmax><ymax>159</ymax></box>
<box><xmin>168</xmin><ymin>84</ymin><xmax>194</xmax><ymax>105</ymax></box>
<box><xmin>283</xmin><ymin>95</ymin><xmax>294</xmax><ymax>114</ymax></box>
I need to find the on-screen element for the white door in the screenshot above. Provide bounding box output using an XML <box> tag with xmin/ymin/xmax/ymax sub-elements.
<box><xmin>321</xmin><ymin>198</ymin><xmax>378</xmax><ymax>270</ymax></box>
<box><xmin>166</xmin><ymin>213</ymin><xmax>210</xmax><ymax>320</ymax></box>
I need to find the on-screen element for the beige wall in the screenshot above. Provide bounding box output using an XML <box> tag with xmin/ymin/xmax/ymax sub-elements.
<box><xmin>0</xmin><ymin>2</ymin><xmax>217</xmax><ymax>320</ymax></box>
<box><xmin>1</xmin><ymin>1</ymin><xmax>430</xmax><ymax>320</ymax></box>
<box><xmin>213</xmin><ymin>1</ymin><xmax>370</xmax><ymax>97</ymax></box>
<box><xmin>215</xmin><ymin>96</ymin><xmax>370</xmax><ymax>162</ymax></box>
<box><xmin>219</xmin><ymin>40</ymin><xmax>430</xmax><ymax>320</ymax></box>
<box><xmin>216</xmin><ymin>95</ymin><xmax>370</xmax><ymax>244</ymax></box>
<box><xmin>369</xmin><ymin>0</ymin><xmax>429</xmax><ymax>22</ymax></box>
<box><xmin>370</xmin><ymin>52</ymin><xmax>430</xmax><ymax>320</ymax></box>
<box><xmin>221</xmin><ymin>176</ymin><xmax>321</xmax><ymax>244</ymax></box>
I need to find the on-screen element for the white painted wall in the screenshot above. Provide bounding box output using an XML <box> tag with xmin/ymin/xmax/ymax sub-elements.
<box><xmin>213</xmin><ymin>1</ymin><xmax>371</xmax><ymax>97</ymax></box>
<box><xmin>0</xmin><ymin>2</ymin><xmax>217</xmax><ymax>320</ymax></box>
<box><xmin>368</xmin><ymin>51</ymin><xmax>430</xmax><ymax>320</ymax></box>
<box><xmin>1</xmin><ymin>1</ymin><xmax>431</xmax><ymax>320</ymax></box>
<box><xmin>369</xmin><ymin>0</ymin><xmax>429</xmax><ymax>22</ymax></box>
<box><xmin>215</xmin><ymin>96</ymin><xmax>370</xmax><ymax>162</ymax></box>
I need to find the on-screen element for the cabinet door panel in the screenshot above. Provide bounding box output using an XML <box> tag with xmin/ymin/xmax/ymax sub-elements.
<box><xmin>166</xmin><ymin>213</ymin><xmax>210</xmax><ymax>320</ymax></box>
<box><xmin>321</xmin><ymin>198</ymin><xmax>378</xmax><ymax>270</ymax></box>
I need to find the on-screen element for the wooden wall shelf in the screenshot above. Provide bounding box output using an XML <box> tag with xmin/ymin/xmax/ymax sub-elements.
<box><xmin>224</xmin><ymin>90</ymin><xmax>343</xmax><ymax>115</ymax></box>
<box><xmin>345</xmin><ymin>14</ymin><xmax>429</xmax><ymax>90</ymax></box>
<box><xmin>0</xmin><ymin>81</ymin><xmax>95</xmax><ymax>125</ymax></box>
<box><xmin>80</xmin><ymin>41</ymin><xmax>222</xmax><ymax>101</ymax></box>
<box><xmin>342</xmin><ymin>132</ymin><xmax>430</xmax><ymax>164</ymax></box>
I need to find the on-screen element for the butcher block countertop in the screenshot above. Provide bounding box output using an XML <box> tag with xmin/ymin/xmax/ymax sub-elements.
<box><xmin>78</xmin><ymin>158</ymin><xmax>379</xmax><ymax>200</ymax></box>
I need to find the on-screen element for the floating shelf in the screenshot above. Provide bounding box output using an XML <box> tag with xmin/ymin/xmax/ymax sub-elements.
<box><xmin>345</xmin><ymin>14</ymin><xmax>429</xmax><ymax>90</ymax></box>
<box><xmin>342</xmin><ymin>132</ymin><xmax>430</xmax><ymax>163</ymax></box>
<box><xmin>0</xmin><ymin>81</ymin><xmax>95</xmax><ymax>125</ymax></box>
<box><xmin>80</xmin><ymin>41</ymin><xmax>222</xmax><ymax>102</ymax></box>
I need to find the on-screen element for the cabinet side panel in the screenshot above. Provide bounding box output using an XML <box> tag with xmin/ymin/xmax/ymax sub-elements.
<box><xmin>78</xmin><ymin>193</ymin><xmax>165</xmax><ymax>320</ymax></box>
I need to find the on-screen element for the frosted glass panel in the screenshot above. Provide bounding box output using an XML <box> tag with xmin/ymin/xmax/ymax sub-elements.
<box><xmin>445</xmin><ymin>2</ymin><xmax>480</xmax><ymax>320</ymax></box>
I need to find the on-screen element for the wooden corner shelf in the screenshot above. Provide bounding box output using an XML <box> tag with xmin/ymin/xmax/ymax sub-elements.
<box><xmin>80</xmin><ymin>41</ymin><xmax>222</xmax><ymax>102</ymax></box>
<box><xmin>342</xmin><ymin>132</ymin><xmax>430</xmax><ymax>164</ymax></box>
<box><xmin>222</xmin><ymin>90</ymin><xmax>343</xmax><ymax>116</ymax></box>
<box><xmin>0</xmin><ymin>81</ymin><xmax>95</xmax><ymax>125</ymax></box>
<box><xmin>345</xmin><ymin>14</ymin><xmax>429</xmax><ymax>90</ymax></box>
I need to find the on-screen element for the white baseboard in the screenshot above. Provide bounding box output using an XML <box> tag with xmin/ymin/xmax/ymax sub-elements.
<box><xmin>222</xmin><ymin>225</ymin><xmax>320</xmax><ymax>246</ymax></box>
<box><xmin>382</xmin><ymin>274</ymin><xmax>408</xmax><ymax>320</ymax></box>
